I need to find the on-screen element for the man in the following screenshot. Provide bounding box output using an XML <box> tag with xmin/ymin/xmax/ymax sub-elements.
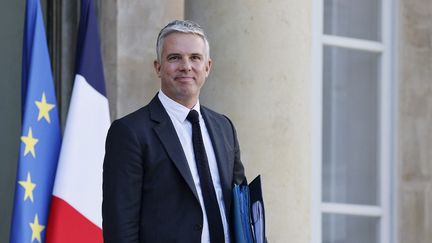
<box><xmin>102</xmin><ymin>20</ymin><xmax>245</xmax><ymax>243</ymax></box>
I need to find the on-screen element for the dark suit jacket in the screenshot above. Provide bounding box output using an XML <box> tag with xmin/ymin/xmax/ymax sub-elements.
<box><xmin>102</xmin><ymin>95</ymin><xmax>245</xmax><ymax>243</ymax></box>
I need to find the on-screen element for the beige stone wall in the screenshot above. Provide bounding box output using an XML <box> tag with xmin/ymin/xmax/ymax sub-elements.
<box><xmin>398</xmin><ymin>0</ymin><xmax>432</xmax><ymax>242</ymax></box>
<box><xmin>101</xmin><ymin>0</ymin><xmax>184</xmax><ymax>119</ymax></box>
<box><xmin>186</xmin><ymin>1</ymin><xmax>313</xmax><ymax>242</ymax></box>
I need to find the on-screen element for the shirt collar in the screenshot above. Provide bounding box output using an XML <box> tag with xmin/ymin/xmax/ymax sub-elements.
<box><xmin>158</xmin><ymin>90</ymin><xmax>201</xmax><ymax>123</ymax></box>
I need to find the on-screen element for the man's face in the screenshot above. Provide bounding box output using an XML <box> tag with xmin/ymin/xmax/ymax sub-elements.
<box><xmin>154</xmin><ymin>32</ymin><xmax>211</xmax><ymax>108</ymax></box>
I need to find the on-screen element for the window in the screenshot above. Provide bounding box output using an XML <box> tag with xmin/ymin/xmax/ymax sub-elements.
<box><xmin>312</xmin><ymin>0</ymin><xmax>395</xmax><ymax>242</ymax></box>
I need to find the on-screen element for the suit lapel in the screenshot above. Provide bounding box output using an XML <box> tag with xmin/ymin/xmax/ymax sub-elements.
<box><xmin>149</xmin><ymin>96</ymin><xmax>199</xmax><ymax>200</ymax></box>
<box><xmin>201</xmin><ymin>107</ymin><xmax>232</xmax><ymax>210</ymax></box>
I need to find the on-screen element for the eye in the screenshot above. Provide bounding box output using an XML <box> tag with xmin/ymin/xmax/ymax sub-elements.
<box><xmin>191</xmin><ymin>55</ymin><xmax>202</xmax><ymax>61</ymax></box>
<box><xmin>167</xmin><ymin>55</ymin><xmax>180</xmax><ymax>62</ymax></box>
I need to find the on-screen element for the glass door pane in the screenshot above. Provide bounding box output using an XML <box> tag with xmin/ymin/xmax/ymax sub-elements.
<box><xmin>322</xmin><ymin>46</ymin><xmax>381</xmax><ymax>205</ymax></box>
<box><xmin>324</xmin><ymin>0</ymin><xmax>381</xmax><ymax>41</ymax></box>
<box><xmin>323</xmin><ymin>213</ymin><xmax>379</xmax><ymax>243</ymax></box>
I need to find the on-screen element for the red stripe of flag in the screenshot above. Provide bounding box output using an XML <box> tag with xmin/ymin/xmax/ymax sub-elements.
<box><xmin>46</xmin><ymin>197</ymin><xmax>103</xmax><ymax>243</ymax></box>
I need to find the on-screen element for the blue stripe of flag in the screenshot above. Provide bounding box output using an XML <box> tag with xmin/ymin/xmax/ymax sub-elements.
<box><xmin>75</xmin><ymin>0</ymin><xmax>107</xmax><ymax>97</ymax></box>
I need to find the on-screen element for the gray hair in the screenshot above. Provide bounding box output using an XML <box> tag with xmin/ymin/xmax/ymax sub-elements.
<box><xmin>156</xmin><ymin>20</ymin><xmax>210</xmax><ymax>61</ymax></box>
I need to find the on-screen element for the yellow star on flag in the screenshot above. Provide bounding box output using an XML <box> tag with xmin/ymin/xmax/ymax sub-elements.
<box><xmin>18</xmin><ymin>172</ymin><xmax>36</xmax><ymax>202</ymax></box>
<box><xmin>21</xmin><ymin>127</ymin><xmax>38</xmax><ymax>158</ymax></box>
<box><xmin>29</xmin><ymin>214</ymin><xmax>45</xmax><ymax>243</ymax></box>
<box><xmin>35</xmin><ymin>92</ymin><xmax>55</xmax><ymax>123</ymax></box>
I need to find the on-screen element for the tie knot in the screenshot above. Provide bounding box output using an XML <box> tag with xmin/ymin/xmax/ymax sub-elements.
<box><xmin>187</xmin><ymin>110</ymin><xmax>200</xmax><ymax>124</ymax></box>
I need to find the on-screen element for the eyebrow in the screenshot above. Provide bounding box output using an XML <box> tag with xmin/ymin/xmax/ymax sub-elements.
<box><xmin>166</xmin><ymin>53</ymin><xmax>204</xmax><ymax>58</ymax></box>
<box><xmin>166</xmin><ymin>53</ymin><xmax>180</xmax><ymax>57</ymax></box>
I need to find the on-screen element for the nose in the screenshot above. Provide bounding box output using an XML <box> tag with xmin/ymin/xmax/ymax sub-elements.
<box><xmin>181</xmin><ymin>59</ymin><xmax>192</xmax><ymax>72</ymax></box>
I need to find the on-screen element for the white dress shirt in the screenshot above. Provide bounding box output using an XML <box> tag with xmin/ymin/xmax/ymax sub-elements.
<box><xmin>158</xmin><ymin>91</ymin><xmax>230</xmax><ymax>243</ymax></box>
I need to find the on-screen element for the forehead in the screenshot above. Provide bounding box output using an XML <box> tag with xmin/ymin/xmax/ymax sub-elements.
<box><xmin>162</xmin><ymin>32</ymin><xmax>206</xmax><ymax>55</ymax></box>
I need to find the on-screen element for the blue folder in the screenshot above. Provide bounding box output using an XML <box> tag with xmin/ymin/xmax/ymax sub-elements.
<box><xmin>233</xmin><ymin>175</ymin><xmax>266</xmax><ymax>243</ymax></box>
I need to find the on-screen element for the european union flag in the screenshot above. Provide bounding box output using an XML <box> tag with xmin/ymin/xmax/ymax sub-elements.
<box><xmin>10</xmin><ymin>0</ymin><xmax>61</xmax><ymax>242</ymax></box>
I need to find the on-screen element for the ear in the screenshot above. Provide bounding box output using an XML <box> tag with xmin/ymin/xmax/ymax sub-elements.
<box><xmin>205</xmin><ymin>58</ymin><xmax>212</xmax><ymax>77</ymax></box>
<box><xmin>153</xmin><ymin>60</ymin><xmax>161</xmax><ymax>77</ymax></box>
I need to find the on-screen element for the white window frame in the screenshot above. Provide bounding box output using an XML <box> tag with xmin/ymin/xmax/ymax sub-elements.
<box><xmin>311</xmin><ymin>0</ymin><xmax>398</xmax><ymax>242</ymax></box>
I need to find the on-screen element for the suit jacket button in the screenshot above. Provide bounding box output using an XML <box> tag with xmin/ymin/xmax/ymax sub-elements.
<box><xmin>194</xmin><ymin>224</ymin><xmax>203</xmax><ymax>231</ymax></box>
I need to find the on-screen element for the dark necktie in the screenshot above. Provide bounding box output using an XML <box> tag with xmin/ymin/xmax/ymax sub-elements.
<box><xmin>187</xmin><ymin>110</ymin><xmax>224</xmax><ymax>243</ymax></box>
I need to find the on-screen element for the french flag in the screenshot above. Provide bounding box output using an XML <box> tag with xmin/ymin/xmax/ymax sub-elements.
<box><xmin>46</xmin><ymin>0</ymin><xmax>109</xmax><ymax>242</ymax></box>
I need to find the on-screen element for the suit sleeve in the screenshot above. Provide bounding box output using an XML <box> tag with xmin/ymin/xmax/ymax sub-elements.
<box><xmin>224</xmin><ymin>115</ymin><xmax>246</xmax><ymax>184</ymax></box>
<box><xmin>102</xmin><ymin>120</ymin><xmax>143</xmax><ymax>243</ymax></box>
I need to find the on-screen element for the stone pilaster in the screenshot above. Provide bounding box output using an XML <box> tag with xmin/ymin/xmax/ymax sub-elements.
<box><xmin>398</xmin><ymin>1</ymin><xmax>432</xmax><ymax>242</ymax></box>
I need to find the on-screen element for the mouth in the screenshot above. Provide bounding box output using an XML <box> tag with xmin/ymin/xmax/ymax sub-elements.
<box><xmin>175</xmin><ymin>76</ymin><xmax>195</xmax><ymax>82</ymax></box>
